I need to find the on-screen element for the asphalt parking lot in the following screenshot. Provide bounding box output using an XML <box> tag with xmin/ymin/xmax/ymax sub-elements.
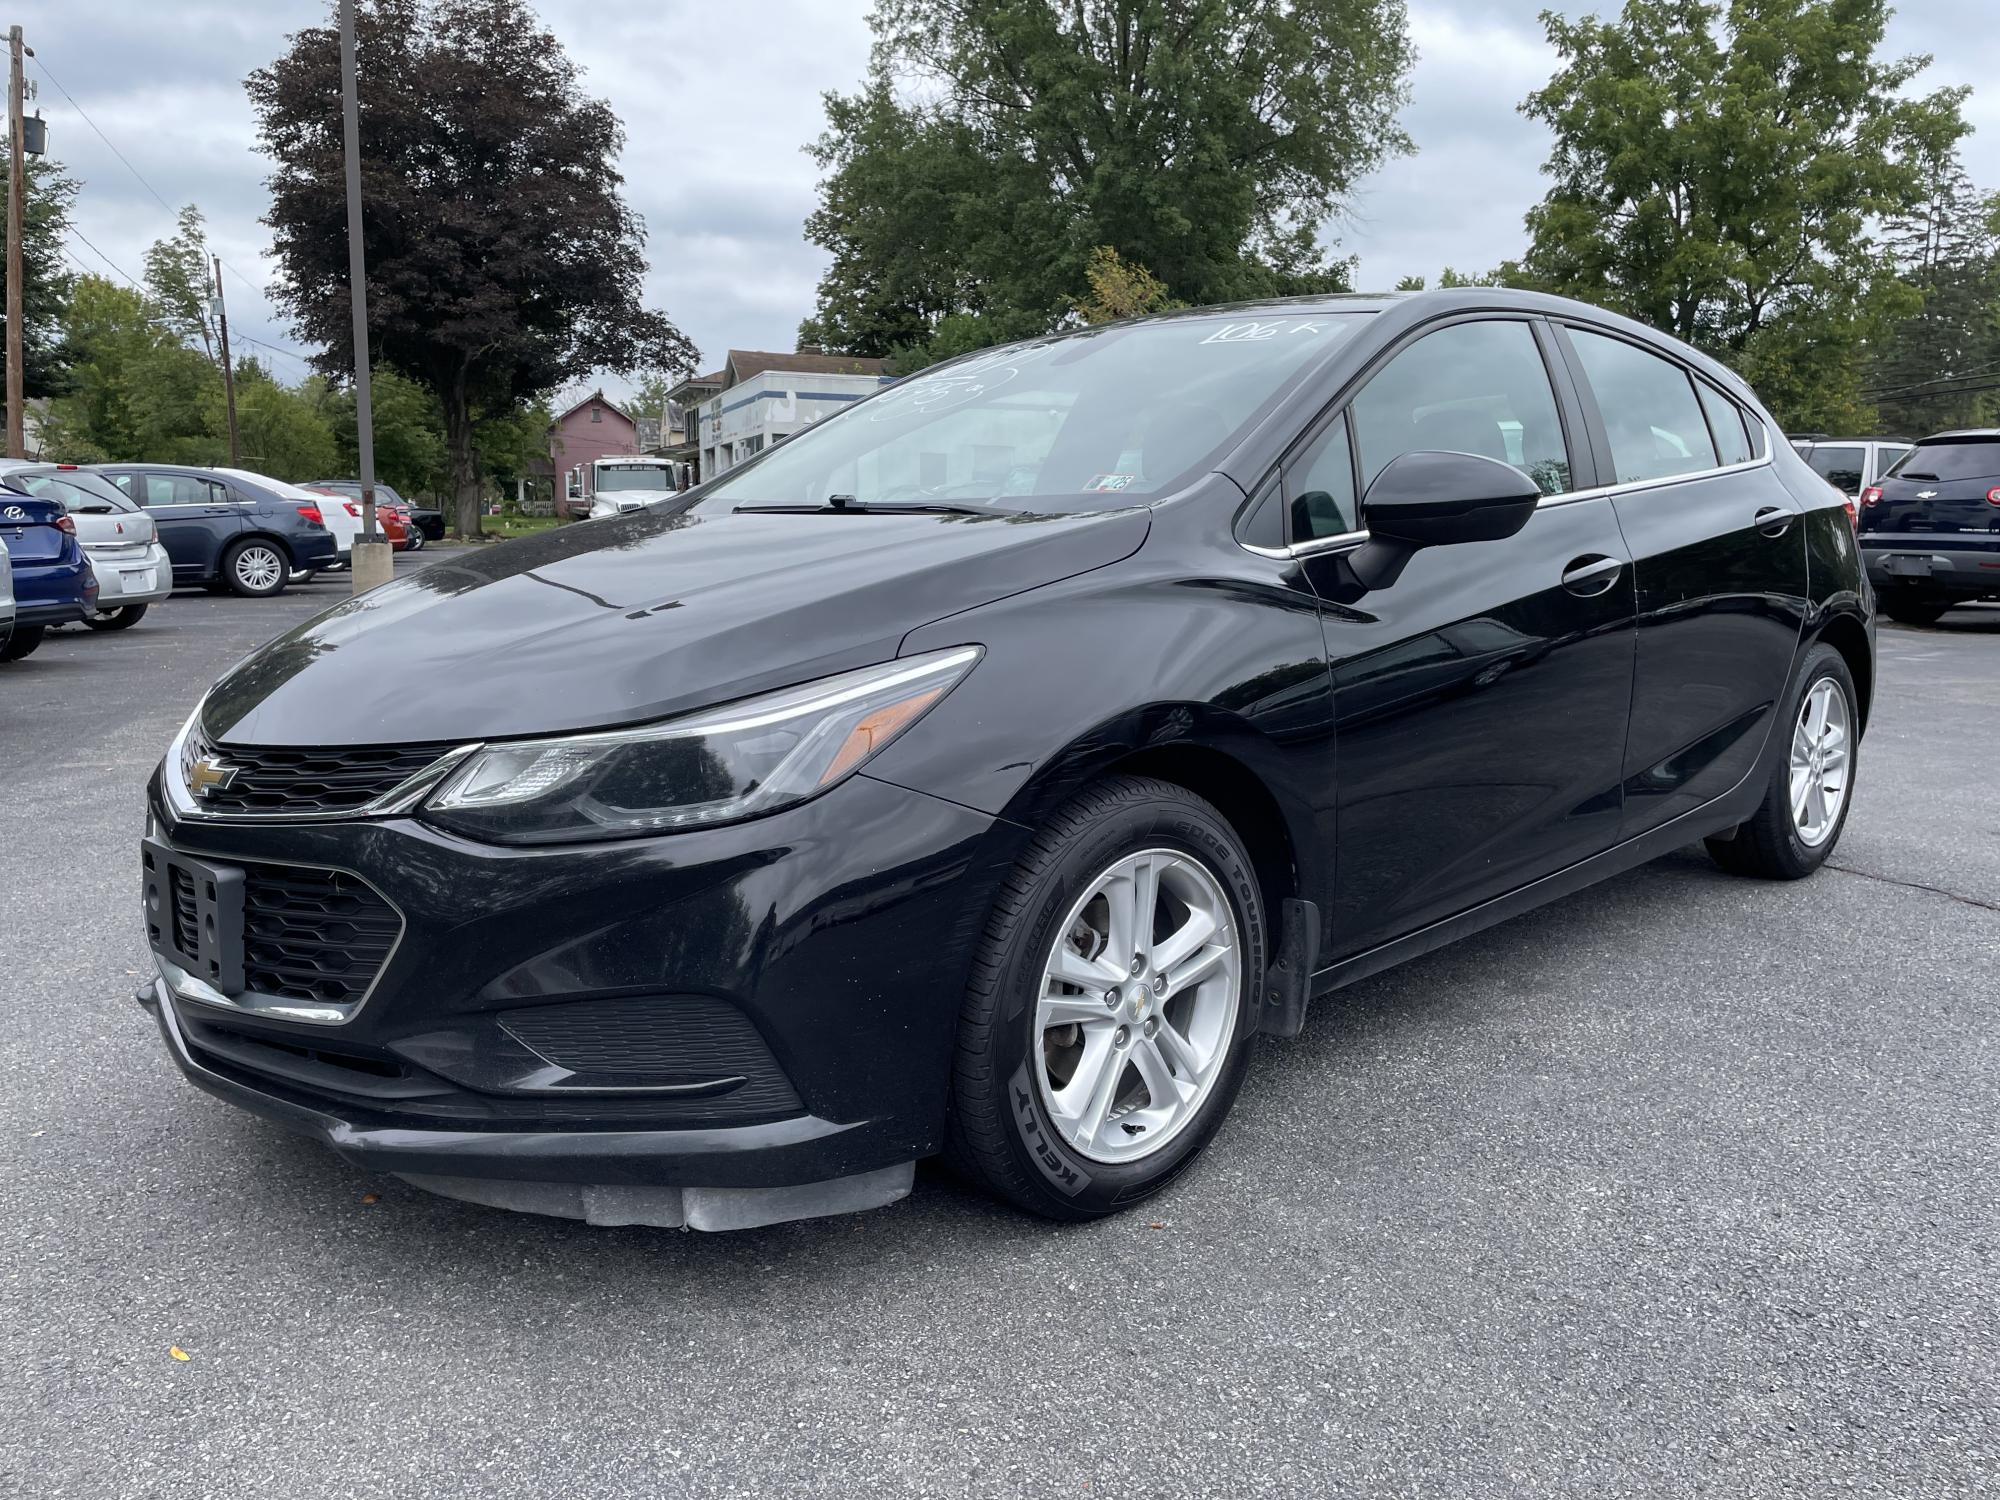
<box><xmin>3</xmin><ymin>551</ymin><xmax>1996</xmax><ymax>1498</ymax></box>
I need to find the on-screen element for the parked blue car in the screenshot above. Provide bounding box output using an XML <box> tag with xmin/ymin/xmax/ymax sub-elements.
<box><xmin>0</xmin><ymin>482</ymin><xmax>97</xmax><ymax>662</ymax></box>
<box><xmin>92</xmin><ymin>465</ymin><xmax>337</xmax><ymax>596</ymax></box>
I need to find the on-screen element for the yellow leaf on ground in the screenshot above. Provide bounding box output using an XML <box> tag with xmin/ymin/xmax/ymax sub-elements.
<box><xmin>169</xmin><ymin>1346</ymin><xmax>191</xmax><ymax>1362</ymax></box>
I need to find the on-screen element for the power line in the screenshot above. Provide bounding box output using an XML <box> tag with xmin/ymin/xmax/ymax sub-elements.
<box><xmin>63</xmin><ymin>230</ymin><xmax>315</xmax><ymax>369</ymax></box>
<box><xmin>28</xmin><ymin>54</ymin><xmax>177</xmax><ymax>217</ymax></box>
<box><xmin>63</xmin><ymin>226</ymin><xmax>142</xmax><ymax>287</ymax></box>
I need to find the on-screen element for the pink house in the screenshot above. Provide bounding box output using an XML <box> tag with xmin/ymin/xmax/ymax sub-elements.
<box><xmin>548</xmin><ymin>390</ymin><xmax>640</xmax><ymax>515</ymax></box>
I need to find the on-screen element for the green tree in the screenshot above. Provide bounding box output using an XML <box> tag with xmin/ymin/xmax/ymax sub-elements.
<box><xmin>231</xmin><ymin>359</ymin><xmax>339</xmax><ymax>480</ymax></box>
<box><xmin>42</xmin><ymin>274</ymin><xmax>221</xmax><ymax>464</ymax></box>
<box><xmin>248</xmin><ymin>0</ymin><xmax>699</xmax><ymax>536</ymax></box>
<box><xmin>322</xmin><ymin>366</ymin><xmax>449</xmax><ymax>496</ymax></box>
<box><xmin>1072</xmin><ymin>246</ymin><xmax>1181</xmax><ymax>324</ymax></box>
<box><xmin>142</xmin><ymin>205</ymin><xmax>221</xmax><ymax>366</ymax></box>
<box><xmin>1</xmin><ymin>145</ymin><xmax>81</xmax><ymax>419</ymax></box>
<box><xmin>800</xmin><ymin>0</ymin><xmax>1415</xmax><ymax>362</ymax></box>
<box><xmin>620</xmin><ymin>372</ymin><xmax>678</xmax><ymax>425</ymax></box>
<box><xmin>1867</xmin><ymin>152</ymin><xmax>2000</xmax><ymax>433</ymax></box>
<box><xmin>1506</xmin><ymin>0</ymin><xmax>1967</xmax><ymax>430</ymax></box>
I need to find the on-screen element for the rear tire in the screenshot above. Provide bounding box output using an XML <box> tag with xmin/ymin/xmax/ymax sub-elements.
<box><xmin>1705</xmin><ymin>643</ymin><xmax>1856</xmax><ymax>880</ymax></box>
<box><xmin>945</xmin><ymin>775</ymin><xmax>1265</xmax><ymax>1221</ymax></box>
<box><xmin>222</xmin><ymin>539</ymin><xmax>289</xmax><ymax>598</ymax></box>
<box><xmin>83</xmin><ymin>604</ymin><xmax>148</xmax><ymax>631</ymax></box>
<box><xmin>1877</xmin><ymin>591</ymin><xmax>1952</xmax><ymax>627</ymax></box>
<box><xmin>0</xmin><ymin>624</ymin><xmax>46</xmax><ymax>661</ymax></box>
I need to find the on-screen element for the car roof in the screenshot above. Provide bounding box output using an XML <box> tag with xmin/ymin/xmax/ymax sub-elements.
<box><xmin>1917</xmin><ymin>429</ymin><xmax>2000</xmax><ymax>443</ymax></box>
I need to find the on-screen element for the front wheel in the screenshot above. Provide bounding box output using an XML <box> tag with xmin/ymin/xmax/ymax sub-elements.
<box><xmin>83</xmin><ymin>604</ymin><xmax>148</xmax><ymax>631</ymax></box>
<box><xmin>946</xmin><ymin>776</ymin><xmax>1265</xmax><ymax>1220</ymax></box>
<box><xmin>222</xmin><ymin>539</ymin><xmax>289</xmax><ymax>598</ymax></box>
<box><xmin>1706</xmin><ymin>643</ymin><xmax>1857</xmax><ymax>880</ymax></box>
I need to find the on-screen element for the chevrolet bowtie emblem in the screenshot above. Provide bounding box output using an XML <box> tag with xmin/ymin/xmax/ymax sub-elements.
<box><xmin>1916</xmin><ymin>490</ymin><xmax>1937</xmax><ymax>499</ymax></box>
<box><xmin>187</xmin><ymin>756</ymin><xmax>238</xmax><ymax>798</ymax></box>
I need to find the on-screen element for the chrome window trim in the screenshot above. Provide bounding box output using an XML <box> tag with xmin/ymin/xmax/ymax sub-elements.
<box><xmin>1239</xmin><ymin>451</ymin><xmax>1776</xmax><ymax>560</ymax></box>
<box><xmin>162</xmin><ymin>703</ymin><xmax>484</xmax><ymax>824</ymax></box>
<box><xmin>150</xmin><ymin>851</ymin><xmax>408</xmax><ymax>1027</ymax></box>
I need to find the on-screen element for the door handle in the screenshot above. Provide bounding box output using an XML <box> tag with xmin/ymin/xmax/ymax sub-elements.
<box><xmin>1560</xmin><ymin>554</ymin><xmax>1624</xmax><ymax>597</ymax></box>
<box><xmin>1754</xmin><ymin>506</ymin><xmax>1793</xmax><ymax>537</ymax></box>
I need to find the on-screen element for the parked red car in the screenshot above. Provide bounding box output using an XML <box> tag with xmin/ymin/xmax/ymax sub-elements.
<box><xmin>305</xmin><ymin>487</ymin><xmax>411</xmax><ymax>551</ymax></box>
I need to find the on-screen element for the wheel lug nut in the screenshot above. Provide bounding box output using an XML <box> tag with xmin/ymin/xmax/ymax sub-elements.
<box><xmin>1114</xmin><ymin>1026</ymin><xmax>1130</xmax><ymax>1048</ymax></box>
<box><xmin>1129</xmin><ymin>957</ymin><xmax>1144</xmax><ymax>976</ymax></box>
<box><xmin>1104</xmin><ymin>990</ymin><xmax>1120</xmax><ymax>1008</ymax></box>
<box><xmin>1143</xmin><ymin>1018</ymin><xmax>1158</xmax><ymax>1038</ymax></box>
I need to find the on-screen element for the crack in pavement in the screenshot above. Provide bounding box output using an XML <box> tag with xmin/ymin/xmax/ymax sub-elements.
<box><xmin>1826</xmin><ymin>860</ymin><xmax>2000</xmax><ymax>916</ymax></box>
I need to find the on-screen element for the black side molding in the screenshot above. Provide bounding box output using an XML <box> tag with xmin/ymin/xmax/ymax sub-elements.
<box><xmin>1259</xmin><ymin>898</ymin><xmax>1321</xmax><ymax>1040</ymax></box>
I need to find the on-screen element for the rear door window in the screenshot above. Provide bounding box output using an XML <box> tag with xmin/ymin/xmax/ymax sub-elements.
<box><xmin>1804</xmin><ymin>445</ymin><xmax>1866</xmax><ymax>495</ymax></box>
<box><xmin>1695</xmin><ymin>381</ymin><xmax>1753</xmax><ymax>466</ymax></box>
<box><xmin>1568</xmin><ymin>329</ymin><xmax>1718</xmax><ymax>484</ymax></box>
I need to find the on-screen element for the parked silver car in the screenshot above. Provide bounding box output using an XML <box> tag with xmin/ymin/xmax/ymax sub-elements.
<box><xmin>0</xmin><ymin>533</ymin><xmax>13</xmax><ymax>653</ymax></box>
<box><xmin>0</xmin><ymin>463</ymin><xmax>173</xmax><ymax>629</ymax></box>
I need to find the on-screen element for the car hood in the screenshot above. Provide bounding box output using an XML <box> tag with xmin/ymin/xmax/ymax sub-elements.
<box><xmin>203</xmin><ymin>502</ymin><xmax>1150</xmax><ymax>745</ymax></box>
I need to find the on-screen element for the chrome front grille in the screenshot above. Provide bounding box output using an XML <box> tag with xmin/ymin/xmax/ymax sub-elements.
<box><xmin>183</xmin><ymin>724</ymin><xmax>458</xmax><ymax>816</ymax></box>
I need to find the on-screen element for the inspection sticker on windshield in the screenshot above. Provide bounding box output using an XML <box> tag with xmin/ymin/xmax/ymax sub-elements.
<box><xmin>1085</xmin><ymin>473</ymin><xmax>1138</xmax><ymax>492</ymax></box>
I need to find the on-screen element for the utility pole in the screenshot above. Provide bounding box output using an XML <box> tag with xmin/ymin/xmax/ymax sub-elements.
<box><xmin>212</xmin><ymin>255</ymin><xmax>240</xmax><ymax>465</ymax></box>
<box><xmin>6</xmin><ymin>25</ymin><xmax>27</xmax><ymax>460</ymax></box>
<box><xmin>338</xmin><ymin>0</ymin><xmax>390</xmax><ymax>593</ymax></box>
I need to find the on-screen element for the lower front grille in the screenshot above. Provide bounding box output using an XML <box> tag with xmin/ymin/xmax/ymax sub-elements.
<box><xmin>169</xmin><ymin>865</ymin><xmax>200</xmax><ymax>957</ymax></box>
<box><xmin>242</xmin><ymin>864</ymin><xmax>401</xmax><ymax>1006</ymax></box>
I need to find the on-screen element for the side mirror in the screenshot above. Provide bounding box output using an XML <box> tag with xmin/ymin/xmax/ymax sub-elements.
<box><xmin>1341</xmin><ymin>450</ymin><xmax>1542</xmax><ymax>593</ymax></box>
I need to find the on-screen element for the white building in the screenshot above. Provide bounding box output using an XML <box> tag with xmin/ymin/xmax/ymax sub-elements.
<box><xmin>687</xmin><ymin>350</ymin><xmax>894</xmax><ymax>479</ymax></box>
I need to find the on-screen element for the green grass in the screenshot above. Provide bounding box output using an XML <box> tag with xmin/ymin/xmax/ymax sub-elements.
<box><xmin>483</xmin><ymin>515</ymin><xmax>564</xmax><ymax>539</ymax></box>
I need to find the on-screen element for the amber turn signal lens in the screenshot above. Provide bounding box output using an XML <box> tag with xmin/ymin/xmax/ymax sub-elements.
<box><xmin>819</xmin><ymin>686</ymin><xmax>949</xmax><ymax>786</ymax></box>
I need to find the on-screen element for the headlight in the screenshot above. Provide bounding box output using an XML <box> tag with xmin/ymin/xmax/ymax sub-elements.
<box><xmin>422</xmin><ymin>646</ymin><xmax>982</xmax><ymax>844</ymax></box>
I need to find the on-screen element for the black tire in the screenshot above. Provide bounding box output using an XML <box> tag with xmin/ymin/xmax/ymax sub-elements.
<box><xmin>0</xmin><ymin>624</ymin><xmax>46</xmax><ymax>662</ymax></box>
<box><xmin>1705</xmin><ymin>643</ymin><xmax>1857</xmax><ymax>880</ymax></box>
<box><xmin>1877</xmin><ymin>591</ymin><xmax>1952</xmax><ymax>627</ymax></box>
<box><xmin>288</xmin><ymin>569</ymin><xmax>318</xmax><ymax>586</ymax></box>
<box><xmin>945</xmin><ymin>775</ymin><xmax>1266</xmax><ymax>1221</ymax></box>
<box><xmin>406</xmin><ymin>529</ymin><xmax>425</xmax><ymax>552</ymax></box>
<box><xmin>221</xmin><ymin>538</ymin><xmax>289</xmax><ymax>598</ymax></box>
<box><xmin>83</xmin><ymin>604</ymin><xmax>148</xmax><ymax>631</ymax></box>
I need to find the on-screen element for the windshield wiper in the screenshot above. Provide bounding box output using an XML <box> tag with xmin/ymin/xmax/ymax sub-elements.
<box><xmin>733</xmin><ymin>498</ymin><xmax>1009</xmax><ymax>517</ymax></box>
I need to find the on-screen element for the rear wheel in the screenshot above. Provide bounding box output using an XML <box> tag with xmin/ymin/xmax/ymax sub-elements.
<box><xmin>223</xmin><ymin>539</ymin><xmax>288</xmax><ymax>598</ymax></box>
<box><xmin>1877</xmin><ymin>590</ymin><xmax>1953</xmax><ymax>627</ymax></box>
<box><xmin>0</xmin><ymin>624</ymin><xmax>46</xmax><ymax>662</ymax></box>
<box><xmin>946</xmin><ymin>776</ymin><xmax>1264</xmax><ymax>1220</ymax></box>
<box><xmin>1706</xmin><ymin>643</ymin><xmax>1856</xmax><ymax>880</ymax></box>
<box><xmin>83</xmin><ymin>604</ymin><xmax>148</xmax><ymax>631</ymax></box>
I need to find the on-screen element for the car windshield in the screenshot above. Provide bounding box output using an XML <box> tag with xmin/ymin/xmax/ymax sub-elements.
<box><xmin>701</xmin><ymin>310</ymin><xmax>1370</xmax><ymax>513</ymax></box>
<box><xmin>598</xmin><ymin>465</ymin><xmax>672</xmax><ymax>493</ymax></box>
<box><xmin>1887</xmin><ymin>438</ymin><xmax>2000</xmax><ymax>483</ymax></box>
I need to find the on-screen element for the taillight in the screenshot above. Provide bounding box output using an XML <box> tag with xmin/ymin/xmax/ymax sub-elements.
<box><xmin>1841</xmin><ymin>498</ymin><xmax>1858</xmax><ymax>529</ymax></box>
<box><xmin>1987</xmin><ymin>487</ymin><xmax>2000</xmax><ymax>507</ymax></box>
<box><xmin>1860</xmin><ymin>486</ymin><xmax>1883</xmax><ymax>507</ymax></box>
<box><xmin>54</xmin><ymin>513</ymin><xmax>75</xmax><ymax>536</ymax></box>
<box><xmin>345</xmin><ymin>502</ymin><xmax>361</xmax><ymax>517</ymax></box>
<box><xmin>296</xmin><ymin>504</ymin><xmax>323</xmax><ymax>525</ymax></box>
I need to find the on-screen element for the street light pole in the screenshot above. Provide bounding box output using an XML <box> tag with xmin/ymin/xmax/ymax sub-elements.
<box><xmin>6</xmin><ymin>25</ymin><xmax>27</xmax><ymax>460</ymax></box>
<box><xmin>339</xmin><ymin>0</ymin><xmax>391</xmax><ymax>593</ymax></box>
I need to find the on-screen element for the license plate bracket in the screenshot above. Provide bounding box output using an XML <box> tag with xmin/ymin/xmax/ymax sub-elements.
<box><xmin>142</xmin><ymin>837</ymin><xmax>245</xmax><ymax>994</ymax></box>
<box><xmin>1882</xmin><ymin>554</ymin><xmax>1934</xmax><ymax>577</ymax></box>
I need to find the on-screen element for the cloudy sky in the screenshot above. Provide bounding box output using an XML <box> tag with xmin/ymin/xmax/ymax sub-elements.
<box><xmin>23</xmin><ymin>0</ymin><xmax>2000</xmax><ymax>404</ymax></box>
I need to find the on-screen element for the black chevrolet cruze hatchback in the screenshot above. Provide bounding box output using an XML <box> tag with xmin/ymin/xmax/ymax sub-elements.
<box><xmin>141</xmin><ymin>290</ymin><xmax>1873</xmax><ymax>1229</ymax></box>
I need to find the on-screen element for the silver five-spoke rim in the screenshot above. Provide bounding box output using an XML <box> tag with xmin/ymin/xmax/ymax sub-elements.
<box><xmin>235</xmin><ymin>545</ymin><xmax>283</xmax><ymax>591</ymax></box>
<box><xmin>1033</xmin><ymin>848</ymin><xmax>1241</xmax><ymax>1165</ymax></box>
<box><xmin>1789</xmin><ymin>677</ymin><xmax>1850</xmax><ymax>847</ymax></box>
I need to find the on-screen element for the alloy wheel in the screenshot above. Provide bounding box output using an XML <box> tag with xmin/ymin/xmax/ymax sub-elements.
<box><xmin>235</xmin><ymin>545</ymin><xmax>283</xmax><ymax>592</ymax></box>
<box><xmin>1789</xmin><ymin>677</ymin><xmax>1850</xmax><ymax>847</ymax></box>
<box><xmin>1033</xmin><ymin>848</ymin><xmax>1240</xmax><ymax>1164</ymax></box>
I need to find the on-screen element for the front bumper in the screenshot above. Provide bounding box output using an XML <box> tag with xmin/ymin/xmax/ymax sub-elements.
<box><xmin>141</xmin><ymin>769</ymin><xmax>1010</xmax><ymax>1195</ymax></box>
<box><xmin>85</xmin><ymin>543</ymin><xmax>173</xmax><ymax>607</ymax></box>
<box><xmin>1862</xmin><ymin>539</ymin><xmax>2000</xmax><ymax>598</ymax></box>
